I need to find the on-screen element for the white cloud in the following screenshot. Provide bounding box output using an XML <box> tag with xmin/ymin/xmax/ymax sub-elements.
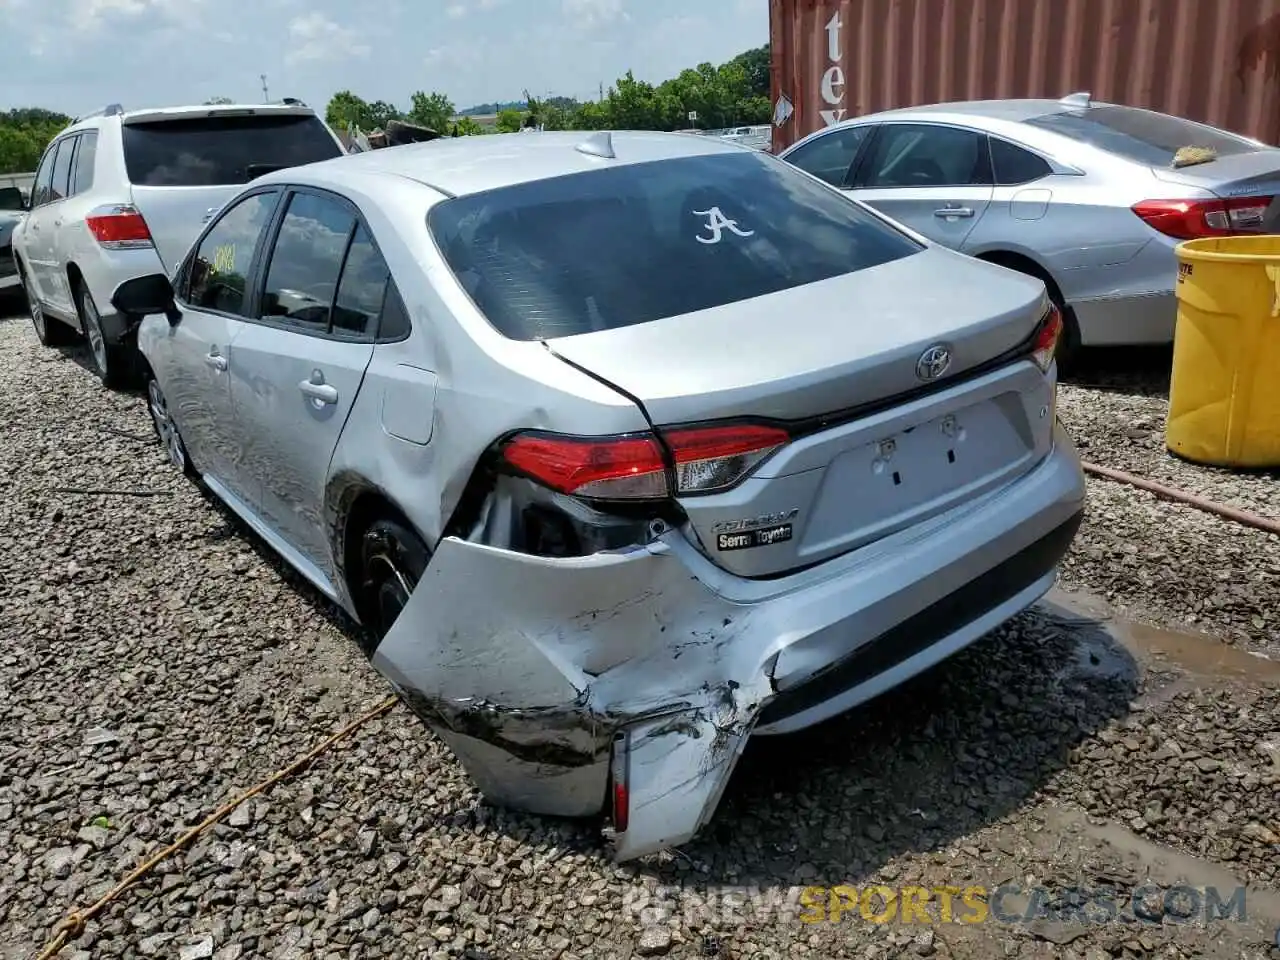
<box><xmin>562</xmin><ymin>0</ymin><xmax>628</xmax><ymax>30</ymax></box>
<box><xmin>286</xmin><ymin>11</ymin><xmax>369</xmax><ymax>65</ymax></box>
<box><xmin>445</xmin><ymin>4</ymin><xmax>465</xmax><ymax>18</ymax></box>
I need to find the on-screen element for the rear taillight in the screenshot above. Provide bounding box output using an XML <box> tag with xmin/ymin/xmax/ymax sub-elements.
<box><xmin>500</xmin><ymin>422</ymin><xmax>790</xmax><ymax>501</ymax></box>
<box><xmin>85</xmin><ymin>204</ymin><xmax>153</xmax><ymax>249</ymax></box>
<box><xmin>1131</xmin><ymin>196</ymin><xmax>1272</xmax><ymax>240</ymax></box>
<box><xmin>1032</xmin><ymin>304</ymin><xmax>1063</xmax><ymax>373</ymax></box>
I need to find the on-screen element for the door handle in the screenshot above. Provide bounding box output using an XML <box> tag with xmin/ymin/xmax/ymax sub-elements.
<box><xmin>201</xmin><ymin>207</ymin><xmax>217</xmax><ymax>225</ymax></box>
<box><xmin>934</xmin><ymin>206</ymin><xmax>974</xmax><ymax>218</ymax></box>
<box><xmin>299</xmin><ymin>373</ymin><xmax>338</xmax><ymax>405</ymax></box>
<box><xmin>205</xmin><ymin>351</ymin><xmax>228</xmax><ymax>371</ymax></box>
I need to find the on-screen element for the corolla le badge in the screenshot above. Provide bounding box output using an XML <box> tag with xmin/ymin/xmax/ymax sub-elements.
<box><xmin>915</xmin><ymin>344</ymin><xmax>953</xmax><ymax>382</ymax></box>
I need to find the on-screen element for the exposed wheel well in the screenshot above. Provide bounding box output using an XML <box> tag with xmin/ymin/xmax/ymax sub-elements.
<box><xmin>339</xmin><ymin>489</ymin><xmax>422</xmax><ymax>624</ymax></box>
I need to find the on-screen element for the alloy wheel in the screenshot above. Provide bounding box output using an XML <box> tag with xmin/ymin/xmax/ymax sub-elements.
<box><xmin>80</xmin><ymin>290</ymin><xmax>108</xmax><ymax>374</ymax></box>
<box><xmin>25</xmin><ymin>276</ymin><xmax>45</xmax><ymax>340</ymax></box>
<box><xmin>147</xmin><ymin>379</ymin><xmax>186</xmax><ymax>471</ymax></box>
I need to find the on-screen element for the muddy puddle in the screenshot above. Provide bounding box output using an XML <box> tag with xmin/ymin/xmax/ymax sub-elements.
<box><xmin>1040</xmin><ymin>587</ymin><xmax>1279</xmax><ymax>687</ymax></box>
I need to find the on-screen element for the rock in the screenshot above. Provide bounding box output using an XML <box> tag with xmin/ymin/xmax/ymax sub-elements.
<box><xmin>178</xmin><ymin>936</ymin><xmax>215</xmax><ymax>960</ymax></box>
<box><xmin>228</xmin><ymin>803</ymin><xmax>252</xmax><ymax>828</ymax></box>
<box><xmin>637</xmin><ymin>926</ymin><xmax>673</xmax><ymax>956</ymax></box>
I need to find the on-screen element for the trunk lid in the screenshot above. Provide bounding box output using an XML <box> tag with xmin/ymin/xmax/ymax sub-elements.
<box><xmin>546</xmin><ymin>247</ymin><xmax>1046</xmax><ymax>424</ymax></box>
<box><xmin>121</xmin><ymin>108</ymin><xmax>344</xmax><ymax>271</ymax></box>
<box><xmin>547</xmin><ymin>247</ymin><xmax>1056</xmax><ymax>578</ymax></box>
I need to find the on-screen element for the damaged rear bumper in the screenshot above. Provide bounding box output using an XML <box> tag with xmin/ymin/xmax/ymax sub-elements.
<box><xmin>372</xmin><ymin>423</ymin><xmax>1086</xmax><ymax>861</ymax></box>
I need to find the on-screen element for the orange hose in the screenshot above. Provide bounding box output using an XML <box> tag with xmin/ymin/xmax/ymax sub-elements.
<box><xmin>1081</xmin><ymin>460</ymin><xmax>1280</xmax><ymax>537</ymax></box>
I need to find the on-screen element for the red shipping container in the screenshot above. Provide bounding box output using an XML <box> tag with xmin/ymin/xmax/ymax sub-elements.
<box><xmin>769</xmin><ymin>0</ymin><xmax>1280</xmax><ymax>152</ymax></box>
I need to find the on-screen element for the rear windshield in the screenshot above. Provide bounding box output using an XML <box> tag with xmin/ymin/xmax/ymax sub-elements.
<box><xmin>1023</xmin><ymin>105</ymin><xmax>1259</xmax><ymax>167</ymax></box>
<box><xmin>428</xmin><ymin>151</ymin><xmax>922</xmax><ymax>340</ymax></box>
<box><xmin>123</xmin><ymin>114</ymin><xmax>342</xmax><ymax>187</ymax></box>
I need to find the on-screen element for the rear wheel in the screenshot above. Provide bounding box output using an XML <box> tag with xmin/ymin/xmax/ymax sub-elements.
<box><xmin>75</xmin><ymin>281</ymin><xmax>133</xmax><ymax>388</ymax></box>
<box><xmin>24</xmin><ymin>269</ymin><xmax>74</xmax><ymax>347</ymax></box>
<box><xmin>357</xmin><ymin>517</ymin><xmax>431</xmax><ymax>653</ymax></box>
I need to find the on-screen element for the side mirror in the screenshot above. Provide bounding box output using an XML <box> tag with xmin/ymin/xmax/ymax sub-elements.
<box><xmin>112</xmin><ymin>274</ymin><xmax>182</xmax><ymax>325</ymax></box>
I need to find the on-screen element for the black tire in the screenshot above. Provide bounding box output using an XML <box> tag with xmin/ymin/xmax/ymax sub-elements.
<box><xmin>1053</xmin><ymin>299</ymin><xmax>1083</xmax><ymax>374</ymax></box>
<box><xmin>358</xmin><ymin>517</ymin><xmax>430</xmax><ymax>654</ymax></box>
<box><xmin>22</xmin><ymin>268</ymin><xmax>75</xmax><ymax>347</ymax></box>
<box><xmin>144</xmin><ymin>371</ymin><xmax>198</xmax><ymax>480</ymax></box>
<box><xmin>74</xmin><ymin>281</ymin><xmax>134</xmax><ymax>389</ymax></box>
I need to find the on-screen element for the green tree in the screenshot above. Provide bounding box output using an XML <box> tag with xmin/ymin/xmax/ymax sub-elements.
<box><xmin>452</xmin><ymin>116</ymin><xmax>484</xmax><ymax>136</ymax></box>
<box><xmin>727</xmin><ymin>44</ymin><xmax>770</xmax><ymax>99</ymax></box>
<box><xmin>0</xmin><ymin>108</ymin><xmax>72</xmax><ymax>175</ymax></box>
<box><xmin>366</xmin><ymin>100</ymin><xmax>402</xmax><ymax>130</ymax></box>
<box><xmin>407</xmin><ymin>91</ymin><xmax>455</xmax><ymax>133</ymax></box>
<box><xmin>495</xmin><ymin>108</ymin><xmax>524</xmax><ymax>133</ymax></box>
<box><xmin>326</xmin><ymin>90</ymin><xmax>373</xmax><ymax>132</ymax></box>
<box><xmin>205</xmin><ymin>96</ymin><xmax>234</xmax><ymax>105</ymax></box>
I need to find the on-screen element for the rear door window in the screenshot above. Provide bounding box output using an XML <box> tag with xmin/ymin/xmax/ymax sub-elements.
<box><xmin>858</xmin><ymin>124</ymin><xmax>992</xmax><ymax>188</ymax></box>
<box><xmin>429</xmin><ymin>150</ymin><xmax>922</xmax><ymax>341</ymax></box>
<box><xmin>1023</xmin><ymin>105</ymin><xmax>1259</xmax><ymax>166</ymax></box>
<box><xmin>71</xmin><ymin>131</ymin><xmax>98</xmax><ymax>196</ymax></box>
<box><xmin>260</xmin><ymin>191</ymin><xmax>355</xmax><ymax>332</ymax></box>
<box><xmin>122</xmin><ymin>114</ymin><xmax>343</xmax><ymax>187</ymax></box>
<box><xmin>331</xmin><ymin>225</ymin><xmax>390</xmax><ymax>338</ymax></box>
<box><xmin>989</xmin><ymin>137</ymin><xmax>1052</xmax><ymax>185</ymax></box>
<box><xmin>784</xmin><ymin>126</ymin><xmax>869</xmax><ymax>187</ymax></box>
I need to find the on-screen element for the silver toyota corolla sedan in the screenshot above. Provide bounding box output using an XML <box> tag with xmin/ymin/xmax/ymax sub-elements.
<box><xmin>778</xmin><ymin>93</ymin><xmax>1280</xmax><ymax>359</ymax></box>
<box><xmin>110</xmin><ymin>130</ymin><xmax>1086</xmax><ymax>862</ymax></box>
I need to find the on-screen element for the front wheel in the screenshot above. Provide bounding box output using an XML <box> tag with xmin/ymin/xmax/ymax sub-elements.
<box><xmin>24</xmin><ymin>270</ymin><xmax>74</xmax><ymax>347</ymax></box>
<box><xmin>358</xmin><ymin>517</ymin><xmax>430</xmax><ymax>654</ymax></box>
<box><xmin>146</xmin><ymin>374</ymin><xmax>197</xmax><ymax>479</ymax></box>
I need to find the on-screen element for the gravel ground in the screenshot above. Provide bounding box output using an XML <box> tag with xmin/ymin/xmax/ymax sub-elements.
<box><xmin>1</xmin><ymin>307</ymin><xmax>1278</xmax><ymax>960</ymax></box>
<box><xmin>1056</xmin><ymin>350</ymin><xmax>1280</xmax><ymax>656</ymax></box>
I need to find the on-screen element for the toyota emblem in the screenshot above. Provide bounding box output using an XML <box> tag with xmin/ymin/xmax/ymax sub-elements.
<box><xmin>915</xmin><ymin>344</ymin><xmax>953</xmax><ymax>381</ymax></box>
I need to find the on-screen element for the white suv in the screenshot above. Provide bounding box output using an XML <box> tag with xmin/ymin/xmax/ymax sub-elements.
<box><xmin>12</xmin><ymin>101</ymin><xmax>347</xmax><ymax>386</ymax></box>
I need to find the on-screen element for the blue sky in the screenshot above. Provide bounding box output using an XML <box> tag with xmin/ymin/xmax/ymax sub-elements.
<box><xmin>0</xmin><ymin>0</ymin><xmax>768</xmax><ymax>116</ymax></box>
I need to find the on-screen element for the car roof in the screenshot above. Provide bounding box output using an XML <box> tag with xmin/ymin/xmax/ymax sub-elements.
<box><xmin>861</xmin><ymin>98</ymin><xmax>1078</xmax><ymax>123</ymax></box>
<box><xmin>266</xmin><ymin>130</ymin><xmax>755</xmax><ymax>198</ymax></box>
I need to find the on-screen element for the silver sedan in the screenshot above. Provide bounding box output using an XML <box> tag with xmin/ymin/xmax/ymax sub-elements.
<box><xmin>110</xmin><ymin>130</ymin><xmax>1085</xmax><ymax>862</ymax></box>
<box><xmin>778</xmin><ymin>94</ymin><xmax>1280</xmax><ymax>360</ymax></box>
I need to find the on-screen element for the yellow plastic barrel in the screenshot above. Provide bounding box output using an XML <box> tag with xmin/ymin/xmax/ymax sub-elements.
<box><xmin>1166</xmin><ymin>236</ymin><xmax>1280</xmax><ymax>468</ymax></box>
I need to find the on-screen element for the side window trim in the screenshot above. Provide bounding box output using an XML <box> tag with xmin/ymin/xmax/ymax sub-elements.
<box><xmin>65</xmin><ymin>137</ymin><xmax>80</xmax><ymax>199</ymax></box>
<box><xmin>852</xmin><ymin>122</ymin><xmax>994</xmax><ymax>189</ymax></box>
<box><xmin>175</xmin><ymin>186</ymin><xmax>283</xmax><ymax>316</ymax></box>
<box><xmin>848</xmin><ymin>124</ymin><xmax>883</xmax><ymax>187</ymax></box>
<box><xmin>246</xmin><ymin>184</ymin><xmax>400</xmax><ymax>344</ymax></box>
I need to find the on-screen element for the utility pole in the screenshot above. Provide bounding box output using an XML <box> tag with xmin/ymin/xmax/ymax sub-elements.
<box><xmin>260</xmin><ymin>74</ymin><xmax>269</xmax><ymax>102</ymax></box>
